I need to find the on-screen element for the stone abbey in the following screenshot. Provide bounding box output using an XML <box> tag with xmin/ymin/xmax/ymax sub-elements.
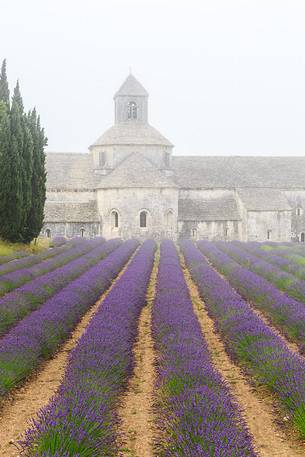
<box><xmin>44</xmin><ymin>74</ymin><xmax>305</xmax><ymax>242</ymax></box>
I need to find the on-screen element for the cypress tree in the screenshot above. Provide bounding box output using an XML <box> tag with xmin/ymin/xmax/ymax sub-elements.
<box><xmin>0</xmin><ymin>59</ymin><xmax>10</xmax><ymax>107</ymax></box>
<box><xmin>0</xmin><ymin>61</ymin><xmax>47</xmax><ymax>243</ymax></box>
<box><xmin>11</xmin><ymin>82</ymin><xmax>35</xmax><ymax>241</ymax></box>
<box><xmin>0</xmin><ymin>98</ymin><xmax>23</xmax><ymax>241</ymax></box>
<box><xmin>23</xmin><ymin>109</ymin><xmax>47</xmax><ymax>242</ymax></box>
<box><xmin>0</xmin><ymin>102</ymin><xmax>11</xmax><ymax>238</ymax></box>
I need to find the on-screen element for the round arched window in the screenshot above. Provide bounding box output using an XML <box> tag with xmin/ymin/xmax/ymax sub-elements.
<box><xmin>127</xmin><ymin>101</ymin><xmax>137</xmax><ymax>120</ymax></box>
<box><xmin>111</xmin><ymin>210</ymin><xmax>119</xmax><ymax>229</ymax></box>
<box><xmin>45</xmin><ymin>228</ymin><xmax>51</xmax><ymax>238</ymax></box>
<box><xmin>166</xmin><ymin>210</ymin><xmax>174</xmax><ymax>228</ymax></box>
<box><xmin>140</xmin><ymin>210</ymin><xmax>148</xmax><ymax>228</ymax></box>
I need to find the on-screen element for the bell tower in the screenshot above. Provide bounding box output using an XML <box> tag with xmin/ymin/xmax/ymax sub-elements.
<box><xmin>114</xmin><ymin>73</ymin><xmax>149</xmax><ymax>124</ymax></box>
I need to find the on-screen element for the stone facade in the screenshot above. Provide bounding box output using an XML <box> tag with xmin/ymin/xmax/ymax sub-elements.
<box><xmin>43</xmin><ymin>73</ymin><xmax>305</xmax><ymax>242</ymax></box>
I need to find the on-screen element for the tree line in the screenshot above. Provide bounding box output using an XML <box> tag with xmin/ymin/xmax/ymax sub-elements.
<box><xmin>0</xmin><ymin>59</ymin><xmax>47</xmax><ymax>243</ymax></box>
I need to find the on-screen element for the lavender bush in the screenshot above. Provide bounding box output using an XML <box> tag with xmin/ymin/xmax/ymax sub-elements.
<box><xmin>21</xmin><ymin>240</ymin><xmax>156</xmax><ymax>457</ymax></box>
<box><xmin>152</xmin><ymin>240</ymin><xmax>256</xmax><ymax>456</ymax></box>
<box><xmin>240</xmin><ymin>241</ymin><xmax>305</xmax><ymax>275</ymax></box>
<box><xmin>0</xmin><ymin>250</ymin><xmax>28</xmax><ymax>265</ymax></box>
<box><xmin>219</xmin><ymin>241</ymin><xmax>305</xmax><ymax>303</ymax></box>
<box><xmin>198</xmin><ymin>241</ymin><xmax>305</xmax><ymax>350</ymax></box>
<box><xmin>0</xmin><ymin>239</ymin><xmax>77</xmax><ymax>276</ymax></box>
<box><xmin>0</xmin><ymin>239</ymin><xmax>139</xmax><ymax>398</ymax></box>
<box><xmin>181</xmin><ymin>240</ymin><xmax>305</xmax><ymax>438</ymax></box>
<box><xmin>0</xmin><ymin>238</ymin><xmax>119</xmax><ymax>336</ymax></box>
<box><xmin>0</xmin><ymin>237</ymin><xmax>105</xmax><ymax>296</ymax></box>
<box><xmin>50</xmin><ymin>236</ymin><xmax>67</xmax><ymax>248</ymax></box>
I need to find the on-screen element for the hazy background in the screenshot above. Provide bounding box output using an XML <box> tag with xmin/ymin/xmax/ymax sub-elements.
<box><xmin>1</xmin><ymin>0</ymin><xmax>305</xmax><ymax>155</ymax></box>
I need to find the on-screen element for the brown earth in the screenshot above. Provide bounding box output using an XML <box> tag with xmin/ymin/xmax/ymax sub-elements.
<box><xmin>0</xmin><ymin>248</ymin><xmax>139</xmax><ymax>457</ymax></box>
<box><xmin>117</xmin><ymin>250</ymin><xmax>159</xmax><ymax>457</ymax></box>
<box><xmin>181</xmin><ymin>255</ymin><xmax>305</xmax><ymax>457</ymax></box>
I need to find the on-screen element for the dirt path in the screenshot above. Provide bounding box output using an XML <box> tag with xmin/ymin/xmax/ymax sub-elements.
<box><xmin>0</xmin><ymin>249</ymin><xmax>139</xmax><ymax>457</ymax></box>
<box><xmin>117</xmin><ymin>250</ymin><xmax>159</xmax><ymax>457</ymax></box>
<box><xmin>211</xmin><ymin>248</ymin><xmax>305</xmax><ymax>357</ymax></box>
<box><xmin>181</xmin><ymin>255</ymin><xmax>305</xmax><ymax>457</ymax></box>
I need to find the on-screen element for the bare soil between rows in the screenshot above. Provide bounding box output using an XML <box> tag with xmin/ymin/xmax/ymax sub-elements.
<box><xmin>181</xmin><ymin>255</ymin><xmax>305</xmax><ymax>457</ymax></box>
<box><xmin>0</xmin><ymin>249</ymin><xmax>139</xmax><ymax>457</ymax></box>
<box><xmin>117</xmin><ymin>250</ymin><xmax>159</xmax><ymax>457</ymax></box>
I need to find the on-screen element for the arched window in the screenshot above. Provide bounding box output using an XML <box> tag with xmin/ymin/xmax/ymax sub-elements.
<box><xmin>80</xmin><ymin>228</ymin><xmax>85</xmax><ymax>237</ymax></box>
<box><xmin>296</xmin><ymin>207</ymin><xmax>303</xmax><ymax>216</ymax></box>
<box><xmin>267</xmin><ymin>230</ymin><xmax>272</xmax><ymax>240</ymax></box>
<box><xmin>166</xmin><ymin>210</ymin><xmax>174</xmax><ymax>228</ymax></box>
<box><xmin>192</xmin><ymin>228</ymin><xmax>197</xmax><ymax>239</ymax></box>
<box><xmin>111</xmin><ymin>210</ymin><xmax>119</xmax><ymax>229</ymax></box>
<box><xmin>301</xmin><ymin>232</ymin><xmax>305</xmax><ymax>242</ymax></box>
<box><xmin>45</xmin><ymin>228</ymin><xmax>51</xmax><ymax>238</ymax></box>
<box><xmin>140</xmin><ymin>211</ymin><xmax>147</xmax><ymax>228</ymax></box>
<box><xmin>127</xmin><ymin>101</ymin><xmax>137</xmax><ymax>120</ymax></box>
<box><xmin>99</xmin><ymin>151</ymin><xmax>106</xmax><ymax>167</ymax></box>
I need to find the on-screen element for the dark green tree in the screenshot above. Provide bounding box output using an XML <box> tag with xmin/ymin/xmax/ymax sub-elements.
<box><xmin>0</xmin><ymin>97</ymin><xmax>23</xmax><ymax>241</ymax></box>
<box><xmin>12</xmin><ymin>82</ymin><xmax>34</xmax><ymax>238</ymax></box>
<box><xmin>0</xmin><ymin>60</ymin><xmax>10</xmax><ymax>107</ymax></box>
<box><xmin>23</xmin><ymin>109</ymin><xmax>47</xmax><ymax>242</ymax></box>
<box><xmin>0</xmin><ymin>61</ymin><xmax>47</xmax><ymax>243</ymax></box>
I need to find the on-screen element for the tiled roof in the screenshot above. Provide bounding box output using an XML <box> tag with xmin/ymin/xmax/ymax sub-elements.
<box><xmin>238</xmin><ymin>189</ymin><xmax>291</xmax><ymax>211</ymax></box>
<box><xmin>90</xmin><ymin>122</ymin><xmax>173</xmax><ymax>147</ymax></box>
<box><xmin>172</xmin><ymin>156</ymin><xmax>305</xmax><ymax>189</ymax></box>
<box><xmin>44</xmin><ymin>201</ymin><xmax>99</xmax><ymax>222</ymax></box>
<box><xmin>114</xmin><ymin>74</ymin><xmax>148</xmax><ymax>97</ymax></box>
<box><xmin>97</xmin><ymin>153</ymin><xmax>177</xmax><ymax>189</ymax></box>
<box><xmin>178</xmin><ymin>196</ymin><xmax>241</xmax><ymax>221</ymax></box>
<box><xmin>46</xmin><ymin>153</ymin><xmax>98</xmax><ymax>191</ymax></box>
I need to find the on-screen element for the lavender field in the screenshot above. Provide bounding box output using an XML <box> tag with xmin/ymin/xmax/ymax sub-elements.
<box><xmin>0</xmin><ymin>239</ymin><xmax>304</xmax><ymax>457</ymax></box>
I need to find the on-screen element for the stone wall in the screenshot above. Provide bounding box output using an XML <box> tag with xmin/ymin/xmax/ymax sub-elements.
<box><xmin>42</xmin><ymin>222</ymin><xmax>100</xmax><ymax>239</ymax></box>
<box><xmin>285</xmin><ymin>190</ymin><xmax>305</xmax><ymax>241</ymax></box>
<box><xmin>246</xmin><ymin>210</ymin><xmax>291</xmax><ymax>242</ymax></box>
<box><xmin>97</xmin><ymin>187</ymin><xmax>178</xmax><ymax>240</ymax></box>
<box><xmin>178</xmin><ymin>220</ymin><xmax>241</xmax><ymax>241</ymax></box>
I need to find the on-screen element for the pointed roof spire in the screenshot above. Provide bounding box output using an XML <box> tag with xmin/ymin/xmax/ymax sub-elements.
<box><xmin>114</xmin><ymin>73</ymin><xmax>148</xmax><ymax>98</ymax></box>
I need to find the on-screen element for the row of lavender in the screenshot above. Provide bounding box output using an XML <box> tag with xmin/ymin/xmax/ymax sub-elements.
<box><xmin>0</xmin><ymin>238</ymin><xmax>73</xmax><ymax>275</ymax></box>
<box><xmin>237</xmin><ymin>241</ymin><xmax>305</xmax><ymax>280</ymax></box>
<box><xmin>21</xmin><ymin>241</ymin><xmax>257</xmax><ymax>457</ymax></box>
<box><xmin>21</xmin><ymin>240</ymin><xmax>156</xmax><ymax>456</ymax></box>
<box><xmin>0</xmin><ymin>237</ymin><xmax>66</xmax><ymax>266</ymax></box>
<box><xmin>0</xmin><ymin>250</ymin><xmax>28</xmax><ymax>265</ymax></box>
<box><xmin>152</xmin><ymin>241</ymin><xmax>256</xmax><ymax>456</ymax></box>
<box><xmin>0</xmin><ymin>238</ymin><xmax>121</xmax><ymax>336</ymax></box>
<box><xmin>219</xmin><ymin>240</ymin><xmax>305</xmax><ymax>304</ymax></box>
<box><xmin>198</xmin><ymin>241</ymin><xmax>305</xmax><ymax>352</ymax></box>
<box><xmin>0</xmin><ymin>239</ymin><xmax>138</xmax><ymax>397</ymax></box>
<box><xmin>181</xmin><ymin>241</ymin><xmax>305</xmax><ymax>438</ymax></box>
<box><xmin>0</xmin><ymin>237</ymin><xmax>105</xmax><ymax>296</ymax></box>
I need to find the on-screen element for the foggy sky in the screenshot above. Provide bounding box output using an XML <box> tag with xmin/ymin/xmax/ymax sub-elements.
<box><xmin>1</xmin><ymin>0</ymin><xmax>305</xmax><ymax>156</ymax></box>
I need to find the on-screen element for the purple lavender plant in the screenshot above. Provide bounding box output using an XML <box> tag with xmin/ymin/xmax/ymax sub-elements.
<box><xmin>0</xmin><ymin>239</ymin><xmax>139</xmax><ymax>398</ymax></box>
<box><xmin>181</xmin><ymin>240</ymin><xmax>305</xmax><ymax>438</ymax></box>
<box><xmin>197</xmin><ymin>241</ymin><xmax>305</xmax><ymax>351</ymax></box>
<box><xmin>0</xmin><ymin>238</ymin><xmax>119</xmax><ymax>336</ymax></box>
<box><xmin>0</xmin><ymin>250</ymin><xmax>28</xmax><ymax>265</ymax></box>
<box><xmin>51</xmin><ymin>237</ymin><xmax>67</xmax><ymax>248</ymax></box>
<box><xmin>0</xmin><ymin>238</ymin><xmax>80</xmax><ymax>276</ymax></box>
<box><xmin>218</xmin><ymin>241</ymin><xmax>305</xmax><ymax>303</ymax></box>
<box><xmin>152</xmin><ymin>240</ymin><xmax>256</xmax><ymax>456</ymax></box>
<box><xmin>21</xmin><ymin>240</ymin><xmax>156</xmax><ymax>457</ymax></box>
<box><xmin>0</xmin><ymin>237</ymin><xmax>105</xmax><ymax>296</ymax></box>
